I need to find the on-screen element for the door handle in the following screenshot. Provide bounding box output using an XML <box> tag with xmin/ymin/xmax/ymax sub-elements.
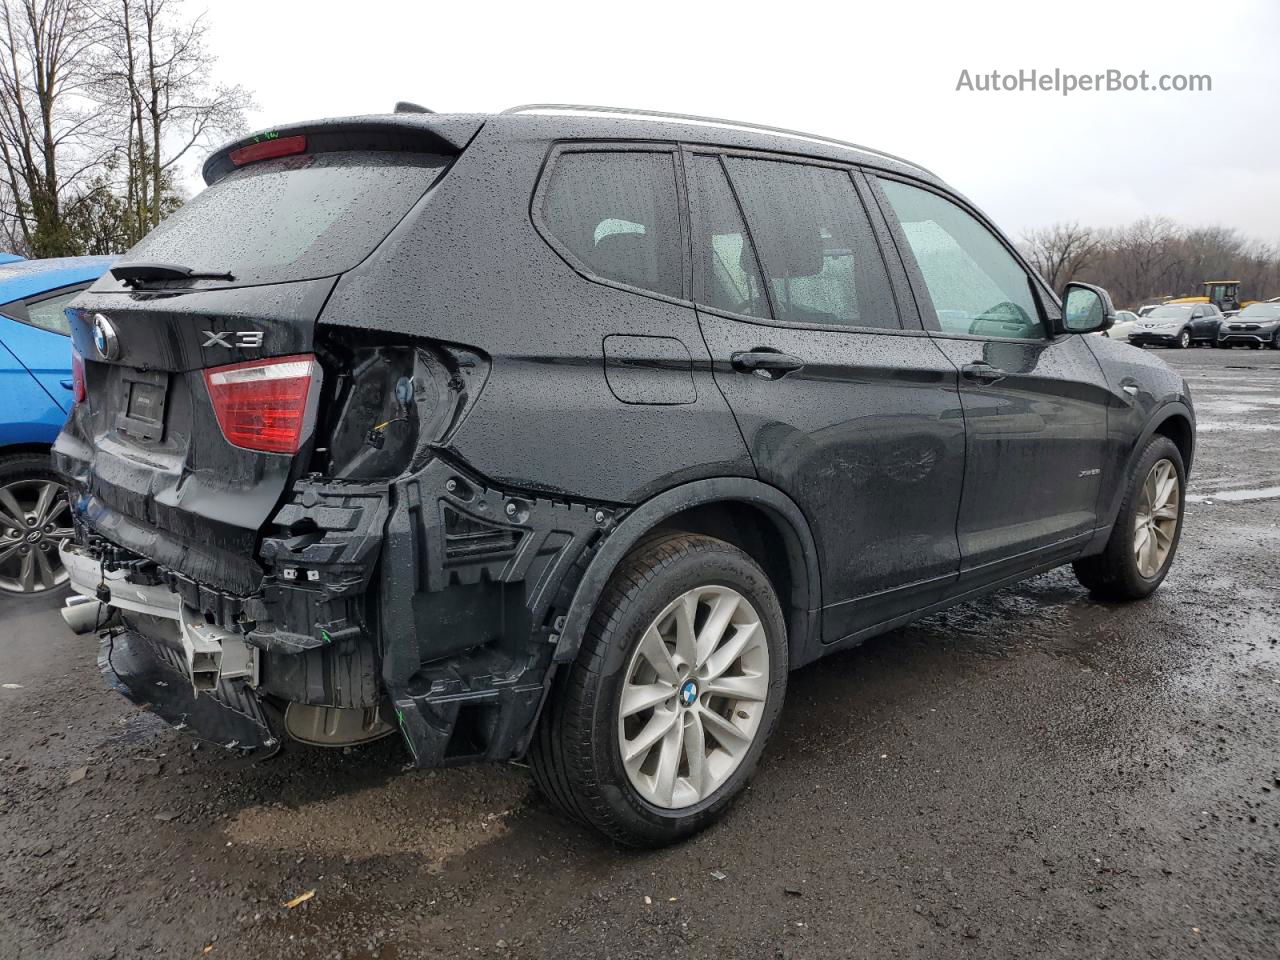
<box><xmin>961</xmin><ymin>362</ymin><xmax>1006</xmax><ymax>384</ymax></box>
<box><xmin>730</xmin><ymin>349</ymin><xmax>805</xmax><ymax>380</ymax></box>
<box><xmin>59</xmin><ymin>378</ymin><xmax>74</xmax><ymax>390</ymax></box>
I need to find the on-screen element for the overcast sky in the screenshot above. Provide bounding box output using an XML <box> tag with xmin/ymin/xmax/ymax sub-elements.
<box><xmin>200</xmin><ymin>0</ymin><xmax>1280</xmax><ymax>242</ymax></box>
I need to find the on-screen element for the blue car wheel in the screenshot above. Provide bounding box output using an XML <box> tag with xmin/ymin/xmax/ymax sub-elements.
<box><xmin>0</xmin><ymin>452</ymin><xmax>73</xmax><ymax>596</ymax></box>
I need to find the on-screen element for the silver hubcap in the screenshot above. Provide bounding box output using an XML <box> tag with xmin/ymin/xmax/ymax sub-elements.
<box><xmin>1133</xmin><ymin>458</ymin><xmax>1179</xmax><ymax>579</ymax></box>
<box><xmin>617</xmin><ymin>585</ymin><xmax>769</xmax><ymax>810</ymax></box>
<box><xmin>0</xmin><ymin>479</ymin><xmax>73</xmax><ymax>594</ymax></box>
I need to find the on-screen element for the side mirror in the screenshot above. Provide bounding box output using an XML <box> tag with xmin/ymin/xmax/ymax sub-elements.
<box><xmin>1061</xmin><ymin>282</ymin><xmax>1116</xmax><ymax>335</ymax></box>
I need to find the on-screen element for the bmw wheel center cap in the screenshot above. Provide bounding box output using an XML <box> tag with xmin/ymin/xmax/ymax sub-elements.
<box><xmin>679</xmin><ymin>679</ymin><xmax>698</xmax><ymax>707</ymax></box>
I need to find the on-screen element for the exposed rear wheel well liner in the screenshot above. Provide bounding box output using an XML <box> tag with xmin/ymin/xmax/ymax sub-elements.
<box><xmin>555</xmin><ymin>478</ymin><xmax>822</xmax><ymax>670</ymax></box>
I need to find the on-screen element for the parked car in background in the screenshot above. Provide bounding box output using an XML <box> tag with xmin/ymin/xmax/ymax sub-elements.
<box><xmin>55</xmin><ymin>107</ymin><xmax>1193</xmax><ymax>846</ymax></box>
<box><xmin>0</xmin><ymin>255</ymin><xmax>115</xmax><ymax>596</ymax></box>
<box><xmin>1129</xmin><ymin>303</ymin><xmax>1222</xmax><ymax>348</ymax></box>
<box><xmin>1098</xmin><ymin>309</ymin><xmax>1139</xmax><ymax>340</ymax></box>
<box><xmin>1217</xmin><ymin>301</ymin><xmax>1280</xmax><ymax>349</ymax></box>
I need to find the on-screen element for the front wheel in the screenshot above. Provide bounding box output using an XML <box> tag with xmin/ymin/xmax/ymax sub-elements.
<box><xmin>1176</xmin><ymin>330</ymin><xmax>1191</xmax><ymax>349</ymax></box>
<box><xmin>530</xmin><ymin>533</ymin><xmax>788</xmax><ymax>847</ymax></box>
<box><xmin>1072</xmin><ymin>436</ymin><xmax>1185</xmax><ymax>601</ymax></box>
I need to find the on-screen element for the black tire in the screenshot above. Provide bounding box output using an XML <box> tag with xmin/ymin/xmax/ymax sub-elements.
<box><xmin>1175</xmin><ymin>330</ymin><xmax>1191</xmax><ymax>349</ymax></box>
<box><xmin>529</xmin><ymin>533</ymin><xmax>788</xmax><ymax>847</ymax></box>
<box><xmin>1072</xmin><ymin>436</ymin><xmax>1185</xmax><ymax>601</ymax></box>
<box><xmin>1249</xmin><ymin>342</ymin><xmax>1262</xmax><ymax>350</ymax></box>
<box><xmin>1271</xmin><ymin>335</ymin><xmax>1280</xmax><ymax>351</ymax></box>
<box><xmin>0</xmin><ymin>451</ymin><xmax>73</xmax><ymax>599</ymax></box>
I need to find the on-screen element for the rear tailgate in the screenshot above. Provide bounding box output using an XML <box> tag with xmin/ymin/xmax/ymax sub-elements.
<box><xmin>55</xmin><ymin>125</ymin><xmax>470</xmax><ymax>595</ymax></box>
<box><xmin>55</xmin><ymin>280</ymin><xmax>334</xmax><ymax>594</ymax></box>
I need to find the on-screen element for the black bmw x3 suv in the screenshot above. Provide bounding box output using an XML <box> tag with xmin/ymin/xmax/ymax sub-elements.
<box><xmin>55</xmin><ymin>105</ymin><xmax>1195</xmax><ymax>846</ymax></box>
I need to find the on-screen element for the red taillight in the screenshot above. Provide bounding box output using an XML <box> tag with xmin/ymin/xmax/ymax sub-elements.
<box><xmin>229</xmin><ymin>135</ymin><xmax>306</xmax><ymax>167</ymax></box>
<box><xmin>71</xmin><ymin>349</ymin><xmax>86</xmax><ymax>404</ymax></box>
<box><xmin>203</xmin><ymin>355</ymin><xmax>320</xmax><ymax>454</ymax></box>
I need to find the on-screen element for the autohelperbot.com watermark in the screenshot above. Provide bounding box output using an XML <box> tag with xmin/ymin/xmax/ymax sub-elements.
<box><xmin>955</xmin><ymin>68</ymin><xmax>1211</xmax><ymax>96</ymax></box>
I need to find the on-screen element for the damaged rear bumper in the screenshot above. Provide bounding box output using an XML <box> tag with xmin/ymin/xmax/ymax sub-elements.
<box><xmin>64</xmin><ymin>455</ymin><xmax>622</xmax><ymax>766</ymax></box>
<box><xmin>63</xmin><ymin>544</ymin><xmax>281</xmax><ymax>753</ymax></box>
<box><xmin>100</xmin><ymin>625</ymin><xmax>282</xmax><ymax>755</ymax></box>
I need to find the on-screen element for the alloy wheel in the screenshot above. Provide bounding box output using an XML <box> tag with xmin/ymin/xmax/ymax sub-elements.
<box><xmin>1133</xmin><ymin>458</ymin><xmax>1180</xmax><ymax>579</ymax></box>
<box><xmin>0</xmin><ymin>479</ymin><xmax>73</xmax><ymax>594</ymax></box>
<box><xmin>616</xmin><ymin>585</ymin><xmax>769</xmax><ymax>810</ymax></box>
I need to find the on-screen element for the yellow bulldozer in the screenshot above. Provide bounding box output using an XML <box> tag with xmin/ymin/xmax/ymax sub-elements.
<box><xmin>1165</xmin><ymin>280</ymin><xmax>1259</xmax><ymax>315</ymax></box>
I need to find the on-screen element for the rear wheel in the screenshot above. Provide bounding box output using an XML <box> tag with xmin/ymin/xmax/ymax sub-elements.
<box><xmin>1072</xmin><ymin>437</ymin><xmax>1185</xmax><ymax>601</ymax></box>
<box><xmin>530</xmin><ymin>533</ymin><xmax>788</xmax><ymax>847</ymax></box>
<box><xmin>0</xmin><ymin>452</ymin><xmax>74</xmax><ymax>598</ymax></box>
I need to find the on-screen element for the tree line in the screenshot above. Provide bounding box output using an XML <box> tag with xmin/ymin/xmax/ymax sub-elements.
<box><xmin>0</xmin><ymin>0</ymin><xmax>251</xmax><ymax>258</ymax></box>
<box><xmin>5</xmin><ymin>0</ymin><xmax>1276</xmax><ymax>306</ymax></box>
<box><xmin>1021</xmin><ymin>218</ymin><xmax>1280</xmax><ymax>309</ymax></box>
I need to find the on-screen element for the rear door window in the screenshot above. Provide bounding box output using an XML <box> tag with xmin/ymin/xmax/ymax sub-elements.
<box><xmin>688</xmin><ymin>154</ymin><xmax>770</xmax><ymax>319</ymax></box>
<box><xmin>539</xmin><ymin>150</ymin><xmax>684</xmax><ymax>300</ymax></box>
<box><xmin>721</xmin><ymin>157</ymin><xmax>898</xmax><ymax>329</ymax></box>
<box><xmin>115</xmin><ymin>151</ymin><xmax>452</xmax><ymax>286</ymax></box>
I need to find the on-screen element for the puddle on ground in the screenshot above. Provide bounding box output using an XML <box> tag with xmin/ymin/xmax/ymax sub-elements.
<box><xmin>1187</xmin><ymin>485</ymin><xmax>1280</xmax><ymax>503</ymax></box>
<box><xmin>225</xmin><ymin>765</ymin><xmax>529</xmax><ymax>868</ymax></box>
<box><xmin>1195</xmin><ymin>399</ymin><xmax>1280</xmax><ymax>416</ymax></box>
<box><xmin>1195</xmin><ymin>421</ymin><xmax>1280</xmax><ymax>433</ymax></box>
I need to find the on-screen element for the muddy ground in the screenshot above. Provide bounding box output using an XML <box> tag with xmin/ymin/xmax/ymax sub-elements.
<box><xmin>2</xmin><ymin>347</ymin><xmax>1277</xmax><ymax>960</ymax></box>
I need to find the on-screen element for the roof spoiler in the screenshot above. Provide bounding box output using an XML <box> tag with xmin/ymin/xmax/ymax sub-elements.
<box><xmin>202</xmin><ymin>115</ymin><xmax>485</xmax><ymax>185</ymax></box>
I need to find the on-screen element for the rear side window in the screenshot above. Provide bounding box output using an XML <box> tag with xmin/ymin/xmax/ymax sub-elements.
<box><xmin>116</xmin><ymin>151</ymin><xmax>451</xmax><ymax>286</ymax></box>
<box><xmin>878</xmin><ymin>179</ymin><xmax>1044</xmax><ymax>340</ymax></box>
<box><xmin>722</xmin><ymin>157</ymin><xmax>898</xmax><ymax>329</ymax></box>
<box><xmin>0</xmin><ymin>287</ymin><xmax>83</xmax><ymax>336</ymax></box>
<box><xmin>540</xmin><ymin>151</ymin><xmax>683</xmax><ymax>299</ymax></box>
<box><xmin>27</xmin><ymin>289</ymin><xmax>80</xmax><ymax>335</ymax></box>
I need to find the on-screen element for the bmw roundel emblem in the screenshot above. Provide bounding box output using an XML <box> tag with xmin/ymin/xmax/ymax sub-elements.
<box><xmin>678</xmin><ymin>679</ymin><xmax>698</xmax><ymax>707</ymax></box>
<box><xmin>92</xmin><ymin>313</ymin><xmax>120</xmax><ymax>361</ymax></box>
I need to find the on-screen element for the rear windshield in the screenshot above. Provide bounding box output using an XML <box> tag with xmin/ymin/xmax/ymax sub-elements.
<box><xmin>116</xmin><ymin>151</ymin><xmax>450</xmax><ymax>286</ymax></box>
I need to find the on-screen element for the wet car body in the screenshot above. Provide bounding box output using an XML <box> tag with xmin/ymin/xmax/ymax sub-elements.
<box><xmin>55</xmin><ymin>109</ymin><xmax>1196</xmax><ymax>789</ymax></box>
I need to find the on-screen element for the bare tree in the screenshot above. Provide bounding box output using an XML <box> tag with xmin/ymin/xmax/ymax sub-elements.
<box><xmin>92</xmin><ymin>0</ymin><xmax>251</xmax><ymax>243</ymax></box>
<box><xmin>1021</xmin><ymin>222</ymin><xmax>1100</xmax><ymax>293</ymax></box>
<box><xmin>0</xmin><ymin>0</ymin><xmax>106</xmax><ymax>256</ymax></box>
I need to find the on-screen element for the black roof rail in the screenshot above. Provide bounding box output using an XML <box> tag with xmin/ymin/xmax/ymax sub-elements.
<box><xmin>501</xmin><ymin>103</ymin><xmax>936</xmax><ymax>178</ymax></box>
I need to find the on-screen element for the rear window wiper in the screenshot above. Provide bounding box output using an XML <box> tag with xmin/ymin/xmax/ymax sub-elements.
<box><xmin>110</xmin><ymin>262</ymin><xmax>235</xmax><ymax>288</ymax></box>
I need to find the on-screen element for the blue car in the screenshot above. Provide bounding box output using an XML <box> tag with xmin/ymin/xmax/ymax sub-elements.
<box><xmin>0</xmin><ymin>254</ymin><xmax>114</xmax><ymax>596</ymax></box>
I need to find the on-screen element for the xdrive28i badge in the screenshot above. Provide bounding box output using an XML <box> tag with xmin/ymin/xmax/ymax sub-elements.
<box><xmin>92</xmin><ymin>313</ymin><xmax>120</xmax><ymax>360</ymax></box>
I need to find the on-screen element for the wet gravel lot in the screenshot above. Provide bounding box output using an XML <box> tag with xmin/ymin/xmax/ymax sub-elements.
<box><xmin>2</xmin><ymin>347</ymin><xmax>1277</xmax><ymax>960</ymax></box>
